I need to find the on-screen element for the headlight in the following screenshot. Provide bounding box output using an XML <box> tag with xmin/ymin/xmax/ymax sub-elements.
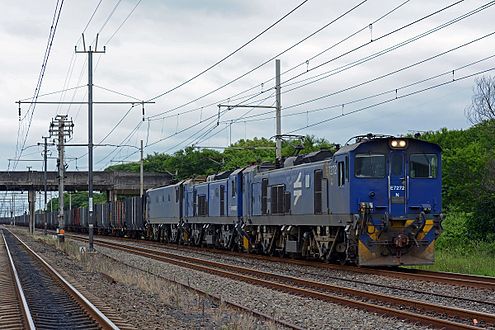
<box><xmin>390</xmin><ymin>139</ymin><xmax>407</xmax><ymax>148</ymax></box>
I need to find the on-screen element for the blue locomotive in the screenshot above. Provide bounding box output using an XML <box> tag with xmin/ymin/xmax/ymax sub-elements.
<box><xmin>147</xmin><ymin>134</ymin><xmax>443</xmax><ymax>266</ymax></box>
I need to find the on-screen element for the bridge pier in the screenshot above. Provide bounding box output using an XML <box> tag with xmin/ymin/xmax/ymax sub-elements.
<box><xmin>28</xmin><ymin>190</ymin><xmax>35</xmax><ymax>234</ymax></box>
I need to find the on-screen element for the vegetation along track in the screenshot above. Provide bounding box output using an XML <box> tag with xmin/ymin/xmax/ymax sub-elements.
<box><xmin>72</xmin><ymin>235</ymin><xmax>495</xmax><ymax>329</ymax></box>
<box><xmin>2</xmin><ymin>229</ymin><xmax>122</xmax><ymax>330</ymax></box>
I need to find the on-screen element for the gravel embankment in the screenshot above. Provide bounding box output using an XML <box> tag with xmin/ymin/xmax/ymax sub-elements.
<box><xmin>92</xmin><ymin>236</ymin><xmax>495</xmax><ymax>314</ymax></box>
<box><xmin>9</xmin><ymin>229</ymin><xmax>282</xmax><ymax>330</ymax></box>
<box><xmin>63</xmin><ymin>236</ymin><xmax>427</xmax><ymax>329</ymax></box>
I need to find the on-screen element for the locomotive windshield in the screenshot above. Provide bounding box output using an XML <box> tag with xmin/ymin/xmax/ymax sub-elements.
<box><xmin>355</xmin><ymin>154</ymin><xmax>386</xmax><ymax>178</ymax></box>
<box><xmin>410</xmin><ymin>154</ymin><xmax>438</xmax><ymax>178</ymax></box>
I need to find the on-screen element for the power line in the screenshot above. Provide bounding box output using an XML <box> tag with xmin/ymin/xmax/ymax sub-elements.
<box><xmin>147</xmin><ymin>0</ymin><xmax>367</xmax><ymax>119</ymax></box>
<box><xmin>65</xmin><ymin>0</ymin><xmax>145</xmax><ymax>164</ymax></box>
<box><xmin>57</xmin><ymin>0</ymin><xmax>103</xmax><ymax>115</ymax></box>
<box><xmin>105</xmin><ymin>0</ymin><xmax>142</xmax><ymax>44</ymax></box>
<box><xmin>283</xmin><ymin>0</ymin><xmax>465</xmax><ymax>86</ymax></box>
<box><xmin>100</xmin><ymin>0</ymin><xmax>480</xmax><ymax>167</ymax></box>
<box><xmin>97</xmin><ymin>0</ymin><xmax>123</xmax><ymax>36</ymax></box>
<box><xmin>92</xmin><ymin>0</ymin><xmax>321</xmax><ymax>165</ymax></box>
<box><xmin>95</xmin><ymin>0</ymin><xmax>406</xmax><ymax>166</ymax></box>
<box><xmin>233</xmin><ymin>31</ymin><xmax>495</xmax><ymax>123</ymax></box>
<box><xmin>147</xmin><ymin>0</ymin><xmax>461</xmax><ymax>122</ymax></box>
<box><xmin>279</xmin><ymin>1</ymin><xmax>493</xmax><ymax>94</ymax></box>
<box><xmin>146</xmin><ymin>0</ymin><xmax>312</xmax><ymax>103</ymax></box>
<box><xmin>145</xmin><ymin>0</ymin><xmax>412</xmax><ymax>125</ymax></box>
<box><xmin>287</xmin><ymin>66</ymin><xmax>495</xmax><ymax>134</ymax></box>
<box><xmin>93</xmin><ymin>120</ymin><xmax>143</xmax><ymax>167</ymax></box>
<box><xmin>80</xmin><ymin>2</ymin><xmax>492</xmax><ymax>170</ymax></box>
<box><xmin>14</xmin><ymin>0</ymin><xmax>65</xmax><ymax>170</ymax></box>
<box><xmin>229</xmin><ymin>57</ymin><xmax>494</xmax><ymax>128</ymax></box>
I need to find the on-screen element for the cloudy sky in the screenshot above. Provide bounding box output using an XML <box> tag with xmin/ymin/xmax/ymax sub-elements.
<box><xmin>1</xmin><ymin>0</ymin><xmax>494</xmax><ymax>177</ymax></box>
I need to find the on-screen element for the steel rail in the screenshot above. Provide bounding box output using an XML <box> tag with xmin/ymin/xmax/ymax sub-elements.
<box><xmin>86</xmin><ymin>233</ymin><xmax>495</xmax><ymax>290</ymax></box>
<box><xmin>68</xmin><ymin>236</ymin><xmax>303</xmax><ymax>330</ymax></box>
<box><xmin>63</xmin><ymin>232</ymin><xmax>495</xmax><ymax>307</ymax></box>
<box><xmin>148</xmin><ymin>236</ymin><xmax>495</xmax><ymax>290</ymax></box>
<box><xmin>1</xmin><ymin>230</ymin><xmax>35</xmax><ymax>330</ymax></box>
<box><xmin>79</xmin><ymin>236</ymin><xmax>491</xmax><ymax>330</ymax></box>
<box><xmin>6</xmin><ymin>230</ymin><xmax>120</xmax><ymax>330</ymax></box>
<box><xmin>131</xmin><ymin>238</ymin><xmax>495</xmax><ymax>305</ymax></box>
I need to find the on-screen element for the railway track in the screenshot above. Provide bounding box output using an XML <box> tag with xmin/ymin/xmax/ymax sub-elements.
<box><xmin>73</xmin><ymin>235</ymin><xmax>495</xmax><ymax>330</ymax></box>
<box><xmin>75</xmin><ymin>232</ymin><xmax>495</xmax><ymax>290</ymax></box>
<box><xmin>1</xmin><ymin>229</ymin><xmax>124</xmax><ymax>330</ymax></box>
<box><xmin>43</xmin><ymin>227</ymin><xmax>494</xmax><ymax>291</ymax></box>
<box><xmin>155</xmin><ymin>239</ymin><xmax>495</xmax><ymax>290</ymax></box>
<box><xmin>62</xmin><ymin>232</ymin><xmax>495</xmax><ymax>311</ymax></box>
<box><xmin>0</xmin><ymin>230</ymin><xmax>33</xmax><ymax>330</ymax></box>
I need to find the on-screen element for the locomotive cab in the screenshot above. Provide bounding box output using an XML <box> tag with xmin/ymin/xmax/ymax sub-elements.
<box><xmin>331</xmin><ymin>135</ymin><xmax>442</xmax><ymax>266</ymax></box>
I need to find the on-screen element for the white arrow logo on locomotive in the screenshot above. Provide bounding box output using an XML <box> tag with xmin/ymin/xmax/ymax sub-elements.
<box><xmin>293</xmin><ymin>172</ymin><xmax>302</xmax><ymax>206</ymax></box>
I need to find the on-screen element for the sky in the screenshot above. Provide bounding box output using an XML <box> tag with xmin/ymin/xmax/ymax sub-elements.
<box><xmin>0</xmin><ymin>0</ymin><xmax>493</xmax><ymax>178</ymax></box>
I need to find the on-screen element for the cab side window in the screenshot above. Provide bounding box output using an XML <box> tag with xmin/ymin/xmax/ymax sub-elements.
<box><xmin>338</xmin><ymin>161</ymin><xmax>345</xmax><ymax>187</ymax></box>
<box><xmin>410</xmin><ymin>154</ymin><xmax>438</xmax><ymax>178</ymax></box>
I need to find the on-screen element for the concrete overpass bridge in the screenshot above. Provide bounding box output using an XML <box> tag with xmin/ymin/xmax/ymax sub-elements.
<box><xmin>0</xmin><ymin>171</ymin><xmax>173</xmax><ymax>195</ymax></box>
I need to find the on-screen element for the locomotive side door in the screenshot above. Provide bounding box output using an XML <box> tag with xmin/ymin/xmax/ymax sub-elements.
<box><xmin>389</xmin><ymin>151</ymin><xmax>406</xmax><ymax>217</ymax></box>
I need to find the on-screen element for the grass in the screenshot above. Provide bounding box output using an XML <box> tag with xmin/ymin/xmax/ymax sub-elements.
<box><xmin>412</xmin><ymin>241</ymin><xmax>495</xmax><ymax>277</ymax></box>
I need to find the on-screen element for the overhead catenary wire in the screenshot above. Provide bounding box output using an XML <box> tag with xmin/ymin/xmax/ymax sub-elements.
<box><xmin>279</xmin><ymin>0</ymin><xmax>494</xmax><ymax>94</ymax></box>
<box><xmin>92</xmin><ymin>0</ymin><xmax>321</xmax><ymax>165</ymax></box>
<box><xmin>209</xmin><ymin>0</ymin><xmax>495</xmax><ymax>125</ymax></box>
<box><xmin>146</xmin><ymin>0</ymin><xmax>413</xmax><ymax>124</ymax></box>
<box><xmin>83</xmin><ymin>1</ymin><xmax>494</xmax><ymax>173</ymax></box>
<box><xmin>228</xmin><ymin>31</ymin><xmax>495</xmax><ymax>124</ymax></box>
<box><xmin>147</xmin><ymin>0</ymin><xmax>368</xmax><ymax>119</ymax></box>
<box><xmin>147</xmin><ymin>0</ymin><xmax>463</xmax><ymax>122</ymax></box>
<box><xmin>96</xmin><ymin>0</ymin><xmax>413</xmax><ymax>165</ymax></box>
<box><xmin>192</xmin><ymin>100</ymin><xmax>278</xmax><ymax>148</ymax></box>
<box><xmin>99</xmin><ymin>1</ymin><xmax>488</xmax><ymax>167</ymax></box>
<box><xmin>229</xmin><ymin>57</ymin><xmax>495</xmax><ymax>129</ymax></box>
<box><xmin>146</xmin><ymin>0</ymin><xmax>312</xmax><ymax>103</ymax></box>
<box><xmin>286</xmin><ymin>66</ymin><xmax>495</xmax><ymax>134</ymax></box>
<box><xmin>14</xmin><ymin>0</ymin><xmax>65</xmax><ymax>170</ymax></box>
<box><xmin>283</xmin><ymin>0</ymin><xmax>466</xmax><ymax>86</ymax></box>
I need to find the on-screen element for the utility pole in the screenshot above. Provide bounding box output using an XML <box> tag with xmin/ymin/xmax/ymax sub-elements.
<box><xmin>16</xmin><ymin>35</ymin><xmax>153</xmax><ymax>246</ymax></box>
<box><xmin>218</xmin><ymin>60</ymin><xmax>282</xmax><ymax>165</ymax></box>
<box><xmin>11</xmin><ymin>193</ymin><xmax>15</xmax><ymax>226</ymax></box>
<box><xmin>49</xmin><ymin>114</ymin><xmax>74</xmax><ymax>242</ymax></box>
<box><xmin>38</xmin><ymin>136</ymin><xmax>53</xmax><ymax>235</ymax></box>
<box><xmin>275</xmin><ymin>59</ymin><xmax>282</xmax><ymax>165</ymax></box>
<box><xmin>140</xmin><ymin>140</ymin><xmax>144</xmax><ymax>197</ymax></box>
<box><xmin>76</xmin><ymin>34</ymin><xmax>106</xmax><ymax>252</ymax></box>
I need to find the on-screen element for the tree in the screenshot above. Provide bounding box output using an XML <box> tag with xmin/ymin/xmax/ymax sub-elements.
<box><xmin>465</xmin><ymin>76</ymin><xmax>495</xmax><ymax>124</ymax></box>
<box><xmin>47</xmin><ymin>192</ymin><xmax>106</xmax><ymax>211</ymax></box>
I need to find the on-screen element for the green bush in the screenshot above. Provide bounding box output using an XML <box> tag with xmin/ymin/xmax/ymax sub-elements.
<box><xmin>468</xmin><ymin>198</ymin><xmax>495</xmax><ymax>241</ymax></box>
<box><xmin>436</xmin><ymin>210</ymin><xmax>471</xmax><ymax>251</ymax></box>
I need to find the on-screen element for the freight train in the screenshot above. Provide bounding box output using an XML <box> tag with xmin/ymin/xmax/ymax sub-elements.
<box><xmin>3</xmin><ymin>134</ymin><xmax>443</xmax><ymax>266</ymax></box>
